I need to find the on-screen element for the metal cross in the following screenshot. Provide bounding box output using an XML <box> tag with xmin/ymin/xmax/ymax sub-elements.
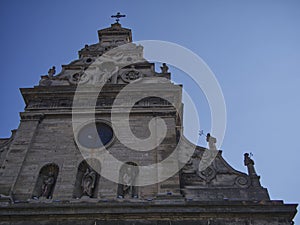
<box><xmin>111</xmin><ymin>12</ymin><xmax>126</xmax><ymax>23</ymax></box>
<box><xmin>199</xmin><ymin>130</ymin><xmax>204</xmax><ymax>136</ymax></box>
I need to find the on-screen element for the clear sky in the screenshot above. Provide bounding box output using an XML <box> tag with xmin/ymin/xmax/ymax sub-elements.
<box><xmin>0</xmin><ymin>0</ymin><xmax>299</xmax><ymax>223</ymax></box>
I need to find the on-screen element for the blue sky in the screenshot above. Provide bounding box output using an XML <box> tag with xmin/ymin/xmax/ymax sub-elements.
<box><xmin>0</xmin><ymin>0</ymin><xmax>299</xmax><ymax>223</ymax></box>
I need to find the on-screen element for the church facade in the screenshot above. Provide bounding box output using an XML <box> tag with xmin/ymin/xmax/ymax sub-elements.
<box><xmin>0</xmin><ymin>17</ymin><xmax>297</xmax><ymax>225</ymax></box>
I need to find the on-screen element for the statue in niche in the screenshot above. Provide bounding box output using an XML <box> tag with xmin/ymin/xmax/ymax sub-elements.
<box><xmin>48</xmin><ymin>66</ymin><xmax>56</xmax><ymax>78</ymax></box>
<box><xmin>81</xmin><ymin>167</ymin><xmax>96</xmax><ymax>197</ymax></box>
<box><xmin>32</xmin><ymin>164</ymin><xmax>59</xmax><ymax>200</ymax></box>
<box><xmin>41</xmin><ymin>171</ymin><xmax>55</xmax><ymax>199</ymax></box>
<box><xmin>160</xmin><ymin>63</ymin><xmax>169</xmax><ymax>73</ymax></box>
<box><xmin>206</xmin><ymin>133</ymin><xmax>217</xmax><ymax>150</ymax></box>
<box><xmin>244</xmin><ymin>153</ymin><xmax>257</xmax><ymax>176</ymax></box>
<box><xmin>117</xmin><ymin>163</ymin><xmax>138</xmax><ymax>198</ymax></box>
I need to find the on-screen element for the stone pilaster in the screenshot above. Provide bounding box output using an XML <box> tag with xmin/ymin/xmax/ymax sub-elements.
<box><xmin>0</xmin><ymin>113</ymin><xmax>43</xmax><ymax>198</ymax></box>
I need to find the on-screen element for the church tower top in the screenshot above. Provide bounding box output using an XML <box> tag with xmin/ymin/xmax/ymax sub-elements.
<box><xmin>97</xmin><ymin>21</ymin><xmax>132</xmax><ymax>45</ymax></box>
<box><xmin>38</xmin><ymin>17</ymin><xmax>171</xmax><ymax>87</ymax></box>
<box><xmin>97</xmin><ymin>12</ymin><xmax>132</xmax><ymax>45</ymax></box>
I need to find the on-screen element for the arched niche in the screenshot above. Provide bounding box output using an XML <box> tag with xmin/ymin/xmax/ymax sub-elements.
<box><xmin>117</xmin><ymin>162</ymin><xmax>139</xmax><ymax>199</ymax></box>
<box><xmin>32</xmin><ymin>163</ymin><xmax>59</xmax><ymax>199</ymax></box>
<box><xmin>73</xmin><ymin>158</ymin><xmax>101</xmax><ymax>199</ymax></box>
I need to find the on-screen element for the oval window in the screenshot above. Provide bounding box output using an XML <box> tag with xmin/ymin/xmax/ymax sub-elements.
<box><xmin>78</xmin><ymin>122</ymin><xmax>113</xmax><ymax>148</ymax></box>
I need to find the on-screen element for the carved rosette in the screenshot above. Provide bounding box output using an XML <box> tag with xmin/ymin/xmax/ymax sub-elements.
<box><xmin>121</xmin><ymin>69</ymin><xmax>141</xmax><ymax>83</ymax></box>
<box><xmin>68</xmin><ymin>71</ymin><xmax>90</xmax><ymax>85</ymax></box>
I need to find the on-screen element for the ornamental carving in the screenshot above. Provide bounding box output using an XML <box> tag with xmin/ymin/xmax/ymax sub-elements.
<box><xmin>68</xmin><ymin>71</ymin><xmax>90</xmax><ymax>85</ymax></box>
<box><xmin>235</xmin><ymin>175</ymin><xmax>251</xmax><ymax>188</ymax></box>
<box><xmin>197</xmin><ymin>165</ymin><xmax>216</xmax><ymax>183</ymax></box>
<box><xmin>121</xmin><ymin>69</ymin><xmax>141</xmax><ymax>83</ymax></box>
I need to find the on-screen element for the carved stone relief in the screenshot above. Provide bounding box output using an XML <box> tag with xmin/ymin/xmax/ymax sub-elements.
<box><xmin>235</xmin><ymin>175</ymin><xmax>251</xmax><ymax>188</ymax></box>
<box><xmin>120</xmin><ymin>69</ymin><xmax>141</xmax><ymax>83</ymax></box>
<box><xmin>117</xmin><ymin>162</ymin><xmax>139</xmax><ymax>198</ymax></box>
<box><xmin>197</xmin><ymin>165</ymin><xmax>217</xmax><ymax>183</ymax></box>
<box><xmin>73</xmin><ymin>159</ymin><xmax>100</xmax><ymax>199</ymax></box>
<box><xmin>68</xmin><ymin>71</ymin><xmax>90</xmax><ymax>85</ymax></box>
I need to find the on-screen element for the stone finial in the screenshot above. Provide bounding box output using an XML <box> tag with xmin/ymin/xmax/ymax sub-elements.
<box><xmin>244</xmin><ymin>153</ymin><xmax>262</xmax><ymax>187</ymax></box>
<box><xmin>244</xmin><ymin>153</ymin><xmax>257</xmax><ymax>176</ymax></box>
<box><xmin>48</xmin><ymin>66</ymin><xmax>56</xmax><ymax>78</ymax></box>
<box><xmin>206</xmin><ymin>133</ymin><xmax>217</xmax><ymax>150</ymax></box>
<box><xmin>160</xmin><ymin>63</ymin><xmax>169</xmax><ymax>73</ymax></box>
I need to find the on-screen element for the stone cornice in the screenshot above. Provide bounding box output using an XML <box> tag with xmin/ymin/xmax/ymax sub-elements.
<box><xmin>0</xmin><ymin>201</ymin><xmax>297</xmax><ymax>221</ymax></box>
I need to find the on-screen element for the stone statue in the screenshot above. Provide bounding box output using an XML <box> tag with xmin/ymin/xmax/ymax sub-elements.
<box><xmin>160</xmin><ymin>63</ymin><xmax>169</xmax><ymax>73</ymax></box>
<box><xmin>118</xmin><ymin>164</ymin><xmax>138</xmax><ymax>198</ymax></box>
<box><xmin>48</xmin><ymin>66</ymin><xmax>56</xmax><ymax>78</ymax></box>
<box><xmin>81</xmin><ymin>168</ymin><xmax>96</xmax><ymax>197</ymax></box>
<box><xmin>244</xmin><ymin>153</ymin><xmax>257</xmax><ymax>176</ymax></box>
<box><xmin>41</xmin><ymin>172</ymin><xmax>55</xmax><ymax>199</ymax></box>
<box><xmin>206</xmin><ymin>133</ymin><xmax>217</xmax><ymax>150</ymax></box>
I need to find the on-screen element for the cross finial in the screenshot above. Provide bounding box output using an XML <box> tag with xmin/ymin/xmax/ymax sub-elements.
<box><xmin>111</xmin><ymin>12</ymin><xmax>126</xmax><ymax>23</ymax></box>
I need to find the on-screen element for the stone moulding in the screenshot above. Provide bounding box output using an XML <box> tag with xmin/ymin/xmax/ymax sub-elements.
<box><xmin>0</xmin><ymin>201</ymin><xmax>297</xmax><ymax>224</ymax></box>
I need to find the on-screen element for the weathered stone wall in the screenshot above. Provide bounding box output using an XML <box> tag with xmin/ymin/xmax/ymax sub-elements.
<box><xmin>0</xmin><ymin>115</ymin><xmax>43</xmax><ymax>196</ymax></box>
<box><xmin>5</xmin><ymin>111</ymin><xmax>179</xmax><ymax>201</ymax></box>
<box><xmin>12</xmin><ymin>116</ymin><xmax>79</xmax><ymax>200</ymax></box>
